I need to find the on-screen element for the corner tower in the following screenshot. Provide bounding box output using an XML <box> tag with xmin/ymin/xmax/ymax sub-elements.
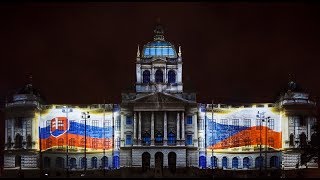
<box><xmin>135</xmin><ymin>23</ymin><xmax>183</xmax><ymax>94</ymax></box>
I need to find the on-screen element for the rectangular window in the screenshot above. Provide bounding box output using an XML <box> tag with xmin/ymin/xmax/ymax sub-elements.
<box><xmin>187</xmin><ymin>116</ymin><xmax>192</xmax><ymax>125</ymax></box>
<box><xmin>46</xmin><ymin>120</ymin><xmax>51</xmax><ymax>133</ymax></box>
<box><xmin>92</xmin><ymin>138</ymin><xmax>98</xmax><ymax>149</ymax></box>
<box><xmin>199</xmin><ymin>119</ymin><xmax>204</xmax><ymax>130</ymax></box>
<box><xmin>126</xmin><ymin>116</ymin><xmax>132</xmax><ymax>125</ymax></box>
<box><xmin>256</xmin><ymin>119</ymin><xmax>262</xmax><ymax>130</ymax></box>
<box><xmin>92</xmin><ymin>120</ymin><xmax>99</xmax><ymax>131</ymax></box>
<box><xmin>104</xmin><ymin>120</ymin><xmax>111</xmax><ymax>132</ymax></box>
<box><xmin>186</xmin><ymin>135</ymin><xmax>193</xmax><ymax>145</ymax></box>
<box><xmin>232</xmin><ymin>119</ymin><xmax>239</xmax><ymax>129</ymax></box>
<box><xmin>58</xmin><ymin>138</ymin><xmax>64</xmax><ymax>149</ymax></box>
<box><xmin>221</xmin><ymin>119</ymin><xmax>228</xmax><ymax>130</ymax></box>
<box><xmin>268</xmin><ymin>137</ymin><xmax>274</xmax><ymax>147</ymax></box>
<box><xmin>116</xmin><ymin>119</ymin><xmax>120</xmax><ymax>131</ymax></box>
<box><xmin>268</xmin><ymin>119</ymin><xmax>274</xmax><ymax>130</ymax></box>
<box><xmin>58</xmin><ymin>120</ymin><xmax>64</xmax><ymax>130</ymax></box>
<box><xmin>244</xmin><ymin>119</ymin><xmax>251</xmax><ymax>128</ymax></box>
<box><xmin>126</xmin><ymin>135</ymin><xmax>132</xmax><ymax>145</ymax></box>
<box><xmin>104</xmin><ymin>139</ymin><xmax>111</xmax><ymax>149</ymax></box>
<box><xmin>15</xmin><ymin>117</ymin><xmax>23</xmax><ymax>128</ymax></box>
<box><xmin>69</xmin><ymin>120</ymin><xmax>75</xmax><ymax>132</ymax></box>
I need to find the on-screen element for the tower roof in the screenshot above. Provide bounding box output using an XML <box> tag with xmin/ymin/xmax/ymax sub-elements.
<box><xmin>141</xmin><ymin>22</ymin><xmax>177</xmax><ymax>58</ymax></box>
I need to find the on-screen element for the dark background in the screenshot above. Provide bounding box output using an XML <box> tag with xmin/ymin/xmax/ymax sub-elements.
<box><xmin>1</xmin><ymin>2</ymin><xmax>320</xmax><ymax>148</ymax></box>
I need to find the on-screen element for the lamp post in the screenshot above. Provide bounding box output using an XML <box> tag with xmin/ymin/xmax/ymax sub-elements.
<box><xmin>81</xmin><ymin>112</ymin><xmax>90</xmax><ymax>175</ymax></box>
<box><xmin>256</xmin><ymin>111</ymin><xmax>265</xmax><ymax>174</ymax></box>
<box><xmin>263</xmin><ymin>117</ymin><xmax>270</xmax><ymax>172</ymax></box>
<box><xmin>62</xmin><ymin>106</ymin><xmax>72</xmax><ymax>177</ymax></box>
<box><xmin>211</xmin><ymin>100</ymin><xmax>214</xmax><ymax>178</ymax></box>
<box><xmin>257</xmin><ymin>111</ymin><xmax>270</xmax><ymax>175</ymax></box>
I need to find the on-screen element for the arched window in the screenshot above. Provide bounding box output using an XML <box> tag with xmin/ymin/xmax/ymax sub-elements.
<box><xmin>232</xmin><ymin>157</ymin><xmax>239</xmax><ymax>169</ymax></box>
<box><xmin>255</xmin><ymin>156</ymin><xmax>263</xmax><ymax>169</ymax></box>
<box><xmin>199</xmin><ymin>156</ymin><xmax>206</xmax><ymax>169</ymax></box>
<box><xmin>244</xmin><ymin>137</ymin><xmax>251</xmax><ymax>147</ymax></box>
<box><xmin>44</xmin><ymin>157</ymin><xmax>51</xmax><ymax>168</ymax></box>
<box><xmin>69</xmin><ymin>138</ymin><xmax>76</xmax><ymax>149</ymax></box>
<box><xmin>15</xmin><ymin>134</ymin><xmax>22</xmax><ymax>148</ymax></box>
<box><xmin>142</xmin><ymin>131</ymin><xmax>151</xmax><ymax>145</ymax></box>
<box><xmin>92</xmin><ymin>138</ymin><xmax>98</xmax><ymax>149</ymax></box>
<box><xmin>80</xmin><ymin>138</ymin><xmax>85</xmax><ymax>147</ymax></box>
<box><xmin>168</xmin><ymin>70</ymin><xmax>176</xmax><ymax>84</ymax></box>
<box><xmin>113</xmin><ymin>156</ymin><xmax>120</xmax><ymax>169</ymax></box>
<box><xmin>101</xmin><ymin>156</ymin><xmax>108</xmax><ymax>169</ymax></box>
<box><xmin>155</xmin><ymin>132</ymin><xmax>163</xmax><ymax>144</ymax></box>
<box><xmin>168</xmin><ymin>131</ymin><xmax>176</xmax><ymax>145</ymax></box>
<box><xmin>7</xmin><ymin>136</ymin><xmax>12</xmax><ymax>148</ymax></box>
<box><xmin>26</xmin><ymin>135</ymin><xmax>32</xmax><ymax>148</ymax></box>
<box><xmin>55</xmin><ymin>157</ymin><xmax>65</xmax><ymax>169</ymax></box>
<box><xmin>58</xmin><ymin>138</ymin><xmax>64</xmax><ymax>149</ymax></box>
<box><xmin>299</xmin><ymin>132</ymin><xmax>307</xmax><ymax>148</ymax></box>
<box><xmin>70</xmin><ymin>158</ymin><xmax>77</xmax><ymax>169</ymax></box>
<box><xmin>289</xmin><ymin>133</ymin><xmax>294</xmax><ymax>146</ymax></box>
<box><xmin>91</xmin><ymin>157</ymin><xmax>98</xmax><ymax>168</ymax></box>
<box><xmin>270</xmin><ymin>156</ymin><xmax>279</xmax><ymax>168</ymax></box>
<box><xmin>46</xmin><ymin>139</ymin><xmax>52</xmax><ymax>149</ymax></box>
<box><xmin>222</xmin><ymin>157</ymin><xmax>228</xmax><ymax>169</ymax></box>
<box><xmin>155</xmin><ymin>69</ymin><xmax>163</xmax><ymax>83</ymax></box>
<box><xmin>81</xmin><ymin>157</ymin><xmax>87</xmax><ymax>169</ymax></box>
<box><xmin>143</xmin><ymin>70</ymin><xmax>150</xmax><ymax>83</ymax></box>
<box><xmin>243</xmin><ymin>157</ymin><xmax>250</xmax><ymax>169</ymax></box>
<box><xmin>211</xmin><ymin>156</ymin><xmax>218</xmax><ymax>168</ymax></box>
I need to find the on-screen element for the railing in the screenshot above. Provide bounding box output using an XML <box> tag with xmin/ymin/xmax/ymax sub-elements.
<box><xmin>6</xmin><ymin>100</ymin><xmax>39</xmax><ymax>107</ymax></box>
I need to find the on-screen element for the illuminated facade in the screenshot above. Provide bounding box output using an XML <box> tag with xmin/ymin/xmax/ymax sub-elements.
<box><xmin>3</xmin><ymin>24</ymin><xmax>318</xmax><ymax>174</ymax></box>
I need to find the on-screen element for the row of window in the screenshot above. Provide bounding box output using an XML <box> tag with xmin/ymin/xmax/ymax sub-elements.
<box><xmin>45</xmin><ymin>120</ymin><xmax>111</xmax><ymax>132</ymax></box>
<box><xmin>142</xmin><ymin>69</ymin><xmax>176</xmax><ymax>83</ymax></box>
<box><xmin>208</xmin><ymin>119</ymin><xmax>275</xmax><ymax>130</ymax></box>
<box><xmin>125</xmin><ymin>134</ymin><xmax>193</xmax><ymax>145</ymax></box>
<box><xmin>125</xmin><ymin>115</ymin><xmax>193</xmax><ymax>125</ymax></box>
<box><xmin>44</xmin><ymin>156</ymin><xmax>120</xmax><ymax>169</ymax></box>
<box><xmin>45</xmin><ymin>138</ymin><xmax>111</xmax><ymax>149</ymax></box>
<box><xmin>204</xmin><ymin>156</ymin><xmax>280</xmax><ymax>169</ymax></box>
<box><xmin>208</xmin><ymin>136</ymin><xmax>276</xmax><ymax>147</ymax></box>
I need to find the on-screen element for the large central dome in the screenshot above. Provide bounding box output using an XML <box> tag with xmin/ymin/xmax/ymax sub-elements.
<box><xmin>141</xmin><ymin>23</ymin><xmax>177</xmax><ymax>58</ymax></box>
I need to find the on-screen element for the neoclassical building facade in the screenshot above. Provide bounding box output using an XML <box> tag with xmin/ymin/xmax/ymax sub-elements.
<box><xmin>3</xmin><ymin>24</ymin><xmax>318</xmax><ymax>174</ymax></box>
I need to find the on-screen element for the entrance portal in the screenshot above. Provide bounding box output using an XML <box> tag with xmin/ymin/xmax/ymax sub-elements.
<box><xmin>168</xmin><ymin>152</ymin><xmax>176</xmax><ymax>173</ymax></box>
<box><xmin>142</xmin><ymin>152</ymin><xmax>151</xmax><ymax>172</ymax></box>
<box><xmin>154</xmin><ymin>152</ymin><xmax>163</xmax><ymax>177</ymax></box>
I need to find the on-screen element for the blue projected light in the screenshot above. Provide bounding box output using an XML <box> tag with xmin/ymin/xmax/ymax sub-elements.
<box><xmin>142</xmin><ymin>40</ymin><xmax>177</xmax><ymax>57</ymax></box>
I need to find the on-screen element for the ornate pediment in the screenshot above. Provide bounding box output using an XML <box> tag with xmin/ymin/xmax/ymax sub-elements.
<box><xmin>132</xmin><ymin>92</ymin><xmax>190</xmax><ymax>104</ymax></box>
<box><xmin>128</xmin><ymin>92</ymin><xmax>195</xmax><ymax>111</ymax></box>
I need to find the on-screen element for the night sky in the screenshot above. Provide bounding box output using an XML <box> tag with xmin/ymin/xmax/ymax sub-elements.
<box><xmin>1</xmin><ymin>2</ymin><xmax>320</xmax><ymax>105</ymax></box>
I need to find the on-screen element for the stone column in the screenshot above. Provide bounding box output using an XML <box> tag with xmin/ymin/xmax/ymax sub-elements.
<box><xmin>133</xmin><ymin>112</ymin><xmax>137</xmax><ymax>145</ymax></box>
<box><xmin>138</xmin><ymin>112</ymin><xmax>142</xmax><ymax>145</ymax></box>
<box><xmin>177</xmin><ymin>112</ymin><xmax>180</xmax><ymax>145</ymax></box>
<box><xmin>181</xmin><ymin>112</ymin><xmax>185</xmax><ymax>145</ymax></box>
<box><xmin>121</xmin><ymin>114</ymin><xmax>125</xmax><ymax>146</ymax></box>
<box><xmin>164</xmin><ymin>112</ymin><xmax>167</xmax><ymax>146</ymax></box>
<box><xmin>11</xmin><ymin>119</ymin><xmax>14</xmax><ymax>142</ymax></box>
<box><xmin>151</xmin><ymin>112</ymin><xmax>155</xmax><ymax>146</ymax></box>
<box><xmin>193</xmin><ymin>114</ymin><xmax>198</xmax><ymax>147</ymax></box>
